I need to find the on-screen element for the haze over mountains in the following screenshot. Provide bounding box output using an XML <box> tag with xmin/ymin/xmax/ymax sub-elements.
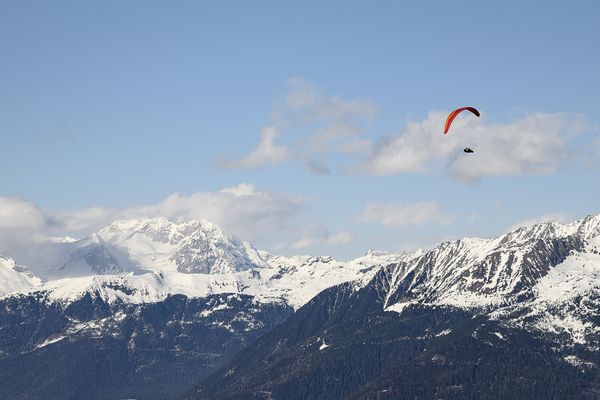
<box><xmin>1</xmin><ymin>215</ymin><xmax>600</xmax><ymax>398</ymax></box>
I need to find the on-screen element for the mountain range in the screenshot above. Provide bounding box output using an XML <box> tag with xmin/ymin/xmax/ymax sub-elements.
<box><xmin>1</xmin><ymin>215</ymin><xmax>600</xmax><ymax>399</ymax></box>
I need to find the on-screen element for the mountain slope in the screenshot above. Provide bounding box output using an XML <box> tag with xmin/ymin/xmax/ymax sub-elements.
<box><xmin>187</xmin><ymin>275</ymin><xmax>596</xmax><ymax>400</ymax></box>
<box><xmin>187</xmin><ymin>215</ymin><xmax>600</xmax><ymax>399</ymax></box>
<box><xmin>12</xmin><ymin>248</ymin><xmax>406</xmax><ymax>311</ymax></box>
<box><xmin>3</xmin><ymin>215</ymin><xmax>600</xmax><ymax>399</ymax></box>
<box><xmin>0</xmin><ymin>220</ymin><xmax>405</xmax><ymax>399</ymax></box>
<box><xmin>0</xmin><ymin>291</ymin><xmax>293</xmax><ymax>400</ymax></box>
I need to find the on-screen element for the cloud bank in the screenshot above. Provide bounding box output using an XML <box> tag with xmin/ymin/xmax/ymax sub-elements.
<box><xmin>222</xmin><ymin>78</ymin><xmax>590</xmax><ymax>182</ymax></box>
<box><xmin>364</xmin><ymin>111</ymin><xmax>586</xmax><ymax>182</ymax></box>
<box><xmin>220</xmin><ymin>127</ymin><xmax>291</xmax><ymax>169</ymax></box>
<box><xmin>0</xmin><ymin>184</ymin><xmax>304</xmax><ymax>247</ymax></box>
<box><xmin>222</xmin><ymin>77</ymin><xmax>377</xmax><ymax>173</ymax></box>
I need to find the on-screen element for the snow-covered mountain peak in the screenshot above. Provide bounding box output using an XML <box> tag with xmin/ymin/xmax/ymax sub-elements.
<box><xmin>573</xmin><ymin>214</ymin><xmax>600</xmax><ymax>239</ymax></box>
<box><xmin>100</xmin><ymin>217</ymin><xmax>198</xmax><ymax>244</ymax></box>
<box><xmin>434</xmin><ymin>215</ymin><xmax>600</xmax><ymax>264</ymax></box>
<box><xmin>97</xmin><ymin>217</ymin><xmax>267</xmax><ymax>274</ymax></box>
<box><xmin>364</xmin><ymin>249</ymin><xmax>388</xmax><ymax>257</ymax></box>
<box><xmin>0</xmin><ymin>256</ymin><xmax>42</xmax><ymax>296</ymax></box>
<box><xmin>498</xmin><ymin>214</ymin><xmax>600</xmax><ymax>245</ymax></box>
<box><xmin>379</xmin><ymin>214</ymin><xmax>600</xmax><ymax>317</ymax></box>
<box><xmin>4</xmin><ymin>213</ymin><xmax>600</xmax><ymax>348</ymax></box>
<box><xmin>99</xmin><ymin>217</ymin><xmax>241</xmax><ymax>247</ymax></box>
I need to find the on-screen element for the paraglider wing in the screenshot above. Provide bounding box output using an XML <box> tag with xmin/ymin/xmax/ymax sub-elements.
<box><xmin>443</xmin><ymin>107</ymin><xmax>480</xmax><ymax>134</ymax></box>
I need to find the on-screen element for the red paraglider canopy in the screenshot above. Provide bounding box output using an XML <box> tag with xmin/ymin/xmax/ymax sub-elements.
<box><xmin>443</xmin><ymin>107</ymin><xmax>480</xmax><ymax>134</ymax></box>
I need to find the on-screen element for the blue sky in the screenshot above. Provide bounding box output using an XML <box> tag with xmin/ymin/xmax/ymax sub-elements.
<box><xmin>1</xmin><ymin>1</ymin><xmax>599</xmax><ymax>258</ymax></box>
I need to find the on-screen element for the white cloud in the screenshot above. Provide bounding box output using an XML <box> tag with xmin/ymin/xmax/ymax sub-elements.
<box><xmin>288</xmin><ymin>227</ymin><xmax>357</xmax><ymax>249</ymax></box>
<box><xmin>221</xmin><ymin>127</ymin><xmax>291</xmax><ymax>169</ymax></box>
<box><xmin>0</xmin><ymin>186</ymin><xmax>308</xmax><ymax>273</ymax></box>
<box><xmin>289</xmin><ymin>237</ymin><xmax>315</xmax><ymax>250</ymax></box>
<box><xmin>0</xmin><ymin>197</ymin><xmax>47</xmax><ymax>232</ymax></box>
<box><xmin>97</xmin><ymin>184</ymin><xmax>304</xmax><ymax>242</ymax></box>
<box><xmin>53</xmin><ymin>207</ymin><xmax>114</xmax><ymax>232</ymax></box>
<box><xmin>279</xmin><ymin>77</ymin><xmax>377</xmax><ymax>153</ymax></box>
<box><xmin>220</xmin><ymin>80</ymin><xmax>589</xmax><ymax>181</ymax></box>
<box><xmin>223</xmin><ymin>77</ymin><xmax>377</xmax><ymax>172</ymax></box>
<box><xmin>0</xmin><ymin>197</ymin><xmax>51</xmax><ymax>262</ymax></box>
<box><xmin>364</xmin><ymin>111</ymin><xmax>451</xmax><ymax>175</ymax></box>
<box><xmin>365</xmin><ymin>112</ymin><xmax>586</xmax><ymax>182</ymax></box>
<box><xmin>357</xmin><ymin>202</ymin><xmax>452</xmax><ymax>227</ymax></box>
<box><xmin>327</xmin><ymin>231</ymin><xmax>356</xmax><ymax>245</ymax></box>
<box><xmin>0</xmin><ymin>184</ymin><xmax>304</xmax><ymax>249</ymax></box>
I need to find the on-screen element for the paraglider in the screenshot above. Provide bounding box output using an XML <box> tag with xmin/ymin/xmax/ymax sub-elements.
<box><xmin>444</xmin><ymin>106</ymin><xmax>480</xmax><ymax>154</ymax></box>
<box><xmin>443</xmin><ymin>107</ymin><xmax>480</xmax><ymax>134</ymax></box>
